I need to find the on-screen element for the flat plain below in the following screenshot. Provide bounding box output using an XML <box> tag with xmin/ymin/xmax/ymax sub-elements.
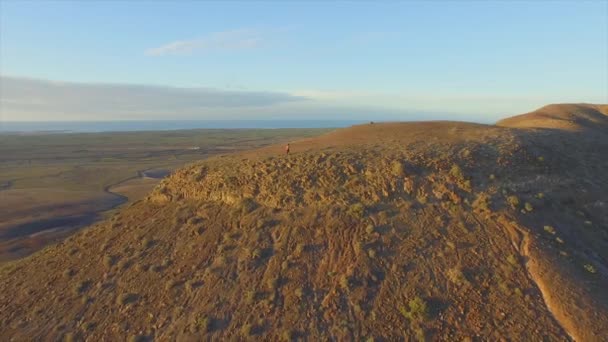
<box><xmin>0</xmin><ymin>128</ymin><xmax>330</xmax><ymax>262</ymax></box>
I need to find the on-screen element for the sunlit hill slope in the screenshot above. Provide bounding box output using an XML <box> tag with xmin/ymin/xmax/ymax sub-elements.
<box><xmin>1</xmin><ymin>104</ymin><xmax>607</xmax><ymax>341</ymax></box>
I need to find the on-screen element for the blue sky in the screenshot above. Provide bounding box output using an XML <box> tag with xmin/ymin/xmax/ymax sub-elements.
<box><xmin>1</xmin><ymin>1</ymin><xmax>607</xmax><ymax>121</ymax></box>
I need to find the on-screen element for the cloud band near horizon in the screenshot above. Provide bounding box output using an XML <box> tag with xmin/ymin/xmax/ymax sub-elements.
<box><xmin>0</xmin><ymin>76</ymin><xmax>307</xmax><ymax>120</ymax></box>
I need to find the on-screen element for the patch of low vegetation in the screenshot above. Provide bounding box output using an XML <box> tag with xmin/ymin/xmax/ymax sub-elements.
<box><xmin>103</xmin><ymin>255</ymin><xmax>116</xmax><ymax>268</ymax></box>
<box><xmin>447</xmin><ymin>266</ymin><xmax>468</xmax><ymax>286</ymax></box>
<box><xmin>507</xmin><ymin>255</ymin><xmax>518</xmax><ymax>267</ymax></box>
<box><xmin>449</xmin><ymin>164</ymin><xmax>464</xmax><ymax>180</ymax></box>
<box><xmin>584</xmin><ymin>264</ymin><xmax>597</xmax><ymax>274</ymax></box>
<box><xmin>391</xmin><ymin>160</ymin><xmax>405</xmax><ymax>177</ymax></box>
<box><xmin>507</xmin><ymin>195</ymin><xmax>520</xmax><ymax>209</ymax></box>
<box><xmin>73</xmin><ymin>280</ymin><xmax>92</xmax><ymax>296</ymax></box>
<box><xmin>238</xmin><ymin>198</ymin><xmax>257</xmax><ymax>214</ymax></box>
<box><xmin>116</xmin><ymin>293</ymin><xmax>138</xmax><ymax>306</ymax></box>
<box><xmin>190</xmin><ymin>315</ymin><xmax>210</xmax><ymax>333</ymax></box>
<box><xmin>399</xmin><ymin>296</ymin><xmax>429</xmax><ymax>321</ymax></box>
<box><xmin>543</xmin><ymin>225</ymin><xmax>556</xmax><ymax>234</ymax></box>
<box><xmin>348</xmin><ymin>202</ymin><xmax>365</xmax><ymax>217</ymax></box>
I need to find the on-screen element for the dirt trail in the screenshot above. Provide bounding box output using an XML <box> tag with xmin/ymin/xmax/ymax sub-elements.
<box><xmin>503</xmin><ymin>221</ymin><xmax>579</xmax><ymax>341</ymax></box>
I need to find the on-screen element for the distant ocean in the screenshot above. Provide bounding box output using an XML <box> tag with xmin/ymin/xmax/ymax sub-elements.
<box><xmin>0</xmin><ymin>120</ymin><xmax>367</xmax><ymax>133</ymax></box>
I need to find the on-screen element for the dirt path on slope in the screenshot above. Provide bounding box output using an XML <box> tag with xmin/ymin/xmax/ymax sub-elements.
<box><xmin>502</xmin><ymin>219</ymin><xmax>607</xmax><ymax>341</ymax></box>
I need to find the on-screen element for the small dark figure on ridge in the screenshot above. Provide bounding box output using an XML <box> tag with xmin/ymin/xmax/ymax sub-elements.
<box><xmin>285</xmin><ymin>143</ymin><xmax>290</xmax><ymax>155</ymax></box>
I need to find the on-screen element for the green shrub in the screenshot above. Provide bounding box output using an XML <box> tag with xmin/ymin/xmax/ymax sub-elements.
<box><xmin>391</xmin><ymin>161</ymin><xmax>405</xmax><ymax>176</ymax></box>
<box><xmin>400</xmin><ymin>296</ymin><xmax>429</xmax><ymax>321</ymax></box>
<box><xmin>543</xmin><ymin>225</ymin><xmax>556</xmax><ymax>234</ymax></box>
<box><xmin>584</xmin><ymin>264</ymin><xmax>597</xmax><ymax>274</ymax></box>
<box><xmin>339</xmin><ymin>275</ymin><xmax>350</xmax><ymax>290</ymax></box>
<box><xmin>450</xmin><ymin>164</ymin><xmax>464</xmax><ymax>180</ymax></box>
<box><xmin>241</xmin><ymin>323</ymin><xmax>253</xmax><ymax>336</ymax></box>
<box><xmin>507</xmin><ymin>255</ymin><xmax>518</xmax><ymax>266</ymax></box>
<box><xmin>194</xmin><ymin>315</ymin><xmax>210</xmax><ymax>333</ymax></box>
<box><xmin>506</xmin><ymin>195</ymin><xmax>519</xmax><ymax>209</ymax></box>
<box><xmin>524</xmin><ymin>202</ymin><xmax>534</xmax><ymax>212</ymax></box>
<box><xmin>245</xmin><ymin>290</ymin><xmax>256</xmax><ymax>304</ymax></box>
<box><xmin>447</xmin><ymin>266</ymin><xmax>468</xmax><ymax>285</ymax></box>
<box><xmin>348</xmin><ymin>203</ymin><xmax>365</xmax><ymax>217</ymax></box>
<box><xmin>366</xmin><ymin>224</ymin><xmax>375</xmax><ymax>234</ymax></box>
<box><xmin>367</xmin><ymin>248</ymin><xmax>377</xmax><ymax>258</ymax></box>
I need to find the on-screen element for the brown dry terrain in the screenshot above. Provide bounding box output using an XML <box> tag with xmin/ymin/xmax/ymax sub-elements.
<box><xmin>1</xmin><ymin>104</ymin><xmax>607</xmax><ymax>341</ymax></box>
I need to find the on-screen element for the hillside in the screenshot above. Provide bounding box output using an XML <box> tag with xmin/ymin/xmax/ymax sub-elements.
<box><xmin>497</xmin><ymin>103</ymin><xmax>608</xmax><ymax>131</ymax></box>
<box><xmin>1</xmin><ymin>104</ymin><xmax>608</xmax><ymax>341</ymax></box>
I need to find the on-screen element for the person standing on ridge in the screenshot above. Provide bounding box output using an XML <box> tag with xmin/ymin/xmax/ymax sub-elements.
<box><xmin>285</xmin><ymin>143</ymin><xmax>290</xmax><ymax>155</ymax></box>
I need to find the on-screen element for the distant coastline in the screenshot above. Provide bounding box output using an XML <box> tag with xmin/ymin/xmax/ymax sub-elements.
<box><xmin>0</xmin><ymin>120</ymin><xmax>367</xmax><ymax>133</ymax></box>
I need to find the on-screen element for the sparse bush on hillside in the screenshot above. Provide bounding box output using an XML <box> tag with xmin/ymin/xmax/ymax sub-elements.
<box><xmin>348</xmin><ymin>203</ymin><xmax>365</xmax><ymax>217</ymax></box>
<box><xmin>524</xmin><ymin>202</ymin><xmax>534</xmax><ymax>212</ymax></box>
<box><xmin>295</xmin><ymin>243</ymin><xmax>305</xmax><ymax>255</ymax></box>
<box><xmin>80</xmin><ymin>295</ymin><xmax>91</xmax><ymax>305</ymax></box>
<box><xmin>472</xmin><ymin>193</ymin><xmax>491</xmax><ymax>212</ymax></box>
<box><xmin>240</xmin><ymin>323</ymin><xmax>253</xmax><ymax>336</ymax></box>
<box><xmin>414</xmin><ymin>326</ymin><xmax>426</xmax><ymax>342</ymax></box>
<box><xmin>281</xmin><ymin>329</ymin><xmax>296</xmax><ymax>341</ymax></box>
<box><xmin>447</xmin><ymin>266</ymin><xmax>468</xmax><ymax>286</ymax></box>
<box><xmin>127</xmin><ymin>335</ymin><xmax>147</xmax><ymax>342</ymax></box>
<box><xmin>63</xmin><ymin>332</ymin><xmax>76</xmax><ymax>342</ymax></box>
<box><xmin>507</xmin><ymin>255</ymin><xmax>518</xmax><ymax>266</ymax></box>
<box><xmin>507</xmin><ymin>195</ymin><xmax>520</xmax><ymax>209</ymax></box>
<box><xmin>449</xmin><ymin>164</ymin><xmax>464</xmax><ymax>180</ymax></box>
<box><xmin>190</xmin><ymin>315</ymin><xmax>210</xmax><ymax>333</ymax></box>
<box><xmin>188</xmin><ymin>216</ymin><xmax>202</xmax><ymax>225</ymax></box>
<box><xmin>267</xmin><ymin>276</ymin><xmax>279</xmax><ymax>290</ymax></box>
<box><xmin>339</xmin><ymin>274</ymin><xmax>350</xmax><ymax>290</ymax></box>
<box><xmin>117</xmin><ymin>258</ymin><xmax>131</xmax><ymax>271</ymax></box>
<box><xmin>366</xmin><ymin>224</ymin><xmax>375</xmax><ymax>234</ymax></box>
<box><xmin>354</xmin><ymin>241</ymin><xmax>364</xmax><ymax>254</ymax></box>
<box><xmin>446</xmin><ymin>241</ymin><xmax>456</xmax><ymax>250</ymax></box>
<box><xmin>73</xmin><ymin>280</ymin><xmax>91</xmax><ymax>295</ymax></box>
<box><xmin>367</xmin><ymin>248</ymin><xmax>377</xmax><ymax>258</ymax></box>
<box><xmin>391</xmin><ymin>161</ymin><xmax>405</xmax><ymax>177</ymax></box>
<box><xmin>584</xmin><ymin>264</ymin><xmax>597</xmax><ymax>274</ymax></box>
<box><xmin>245</xmin><ymin>290</ymin><xmax>256</xmax><ymax>304</ymax></box>
<box><xmin>400</xmin><ymin>296</ymin><xmax>429</xmax><ymax>321</ymax></box>
<box><xmin>116</xmin><ymin>293</ymin><xmax>138</xmax><ymax>306</ymax></box>
<box><xmin>165</xmin><ymin>279</ymin><xmax>180</xmax><ymax>291</ymax></box>
<box><xmin>141</xmin><ymin>237</ymin><xmax>154</xmax><ymax>249</ymax></box>
<box><xmin>543</xmin><ymin>225</ymin><xmax>556</xmax><ymax>234</ymax></box>
<box><xmin>103</xmin><ymin>255</ymin><xmax>116</xmax><ymax>268</ymax></box>
<box><xmin>238</xmin><ymin>198</ymin><xmax>257</xmax><ymax>214</ymax></box>
<box><xmin>416</xmin><ymin>194</ymin><xmax>428</xmax><ymax>204</ymax></box>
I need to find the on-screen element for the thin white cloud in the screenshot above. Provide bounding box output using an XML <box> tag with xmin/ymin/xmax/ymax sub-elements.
<box><xmin>145</xmin><ymin>29</ymin><xmax>263</xmax><ymax>56</ymax></box>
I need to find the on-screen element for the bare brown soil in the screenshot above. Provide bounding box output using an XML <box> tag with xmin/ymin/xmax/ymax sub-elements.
<box><xmin>1</xmin><ymin>104</ymin><xmax>607</xmax><ymax>341</ymax></box>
